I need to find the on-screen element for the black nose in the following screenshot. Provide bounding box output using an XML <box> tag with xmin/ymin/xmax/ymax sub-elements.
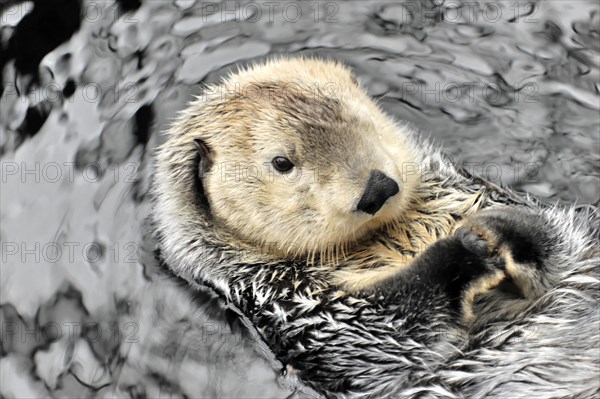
<box><xmin>356</xmin><ymin>170</ymin><xmax>399</xmax><ymax>215</ymax></box>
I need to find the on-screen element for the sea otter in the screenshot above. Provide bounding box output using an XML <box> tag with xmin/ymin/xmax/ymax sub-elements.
<box><xmin>151</xmin><ymin>58</ymin><xmax>599</xmax><ymax>398</ymax></box>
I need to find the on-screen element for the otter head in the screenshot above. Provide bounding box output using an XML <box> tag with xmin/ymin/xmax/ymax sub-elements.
<box><xmin>155</xmin><ymin>58</ymin><xmax>419</xmax><ymax>262</ymax></box>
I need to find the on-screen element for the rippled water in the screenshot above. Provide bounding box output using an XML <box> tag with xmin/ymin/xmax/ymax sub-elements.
<box><xmin>1</xmin><ymin>0</ymin><xmax>599</xmax><ymax>397</ymax></box>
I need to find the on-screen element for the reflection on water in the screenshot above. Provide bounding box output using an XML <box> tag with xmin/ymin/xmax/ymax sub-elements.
<box><xmin>1</xmin><ymin>0</ymin><xmax>599</xmax><ymax>397</ymax></box>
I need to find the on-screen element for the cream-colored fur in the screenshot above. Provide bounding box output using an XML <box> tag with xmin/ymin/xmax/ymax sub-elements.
<box><xmin>160</xmin><ymin>59</ymin><xmax>419</xmax><ymax>261</ymax></box>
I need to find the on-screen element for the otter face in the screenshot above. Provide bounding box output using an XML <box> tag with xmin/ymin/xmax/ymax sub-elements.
<box><xmin>160</xmin><ymin>59</ymin><xmax>418</xmax><ymax>260</ymax></box>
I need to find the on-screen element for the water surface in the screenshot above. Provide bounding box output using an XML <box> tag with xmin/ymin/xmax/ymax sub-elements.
<box><xmin>1</xmin><ymin>0</ymin><xmax>599</xmax><ymax>397</ymax></box>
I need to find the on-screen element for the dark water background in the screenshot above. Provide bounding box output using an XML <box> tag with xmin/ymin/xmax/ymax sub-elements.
<box><xmin>1</xmin><ymin>0</ymin><xmax>599</xmax><ymax>397</ymax></box>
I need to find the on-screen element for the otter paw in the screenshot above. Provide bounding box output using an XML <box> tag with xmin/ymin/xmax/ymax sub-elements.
<box><xmin>455</xmin><ymin>226</ymin><xmax>490</xmax><ymax>258</ymax></box>
<box><xmin>454</xmin><ymin>223</ymin><xmax>507</xmax><ymax>276</ymax></box>
<box><xmin>463</xmin><ymin>208</ymin><xmax>552</xmax><ymax>299</ymax></box>
<box><xmin>454</xmin><ymin>222</ymin><xmax>510</xmax><ymax>322</ymax></box>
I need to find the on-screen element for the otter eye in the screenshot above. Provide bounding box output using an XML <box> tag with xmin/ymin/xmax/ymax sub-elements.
<box><xmin>272</xmin><ymin>156</ymin><xmax>294</xmax><ymax>173</ymax></box>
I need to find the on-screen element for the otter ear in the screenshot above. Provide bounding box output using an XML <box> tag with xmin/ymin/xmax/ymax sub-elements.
<box><xmin>193</xmin><ymin>138</ymin><xmax>212</xmax><ymax>213</ymax></box>
<box><xmin>193</xmin><ymin>138</ymin><xmax>212</xmax><ymax>173</ymax></box>
<box><xmin>194</xmin><ymin>138</ymin><xmax>210</xmax><ymax>158</ymax></box>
